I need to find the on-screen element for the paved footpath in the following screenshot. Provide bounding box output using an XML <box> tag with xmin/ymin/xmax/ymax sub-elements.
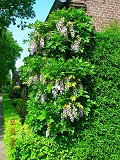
<box><xmin>0</xmin><ymin>93</ymin><xmax>7</xmax><ymax>160</ymax></box>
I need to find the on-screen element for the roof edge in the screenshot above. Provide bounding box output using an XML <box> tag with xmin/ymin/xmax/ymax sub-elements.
<box><xmin>46</xmin><ymin>0</ymin><xmax>67</xmax><ymax>21</ymax></box>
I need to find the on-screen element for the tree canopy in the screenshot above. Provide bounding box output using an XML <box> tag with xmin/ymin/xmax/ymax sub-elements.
<box><xmin>0</xmin><ymin>0</ymin><xmax>36</xmax><ymax>86</ymax></box>
<box><xmin>0</xmin><ymin>29</ymin><xmax>22</xmax><ymax>86</ymax></box>
<box><xmin>0</xmin><ymin>0</ymin><xmax>36</xmax><ymax>28</ymax></box>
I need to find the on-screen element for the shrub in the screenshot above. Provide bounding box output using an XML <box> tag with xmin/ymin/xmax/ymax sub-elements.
<box><xmin>84</xmin><ymin>22</ymin><xmax>120</xmax><ymax>159</ymax></box>
<box><xmin>91</xmin><ymin>22</ymin><xmax>120</xmax><ymax>110</ymax></box>
<box><xmin>2</xmin><ymin>94</ymin><xmax>22</xmax><ymax>160</ymax></box>
<box><xmin>16</xmin><ymin>99</ymin><xmax>28</xmax><ymax>124</ymax></box>
<box><xmin>3</xmin><ymin>85</ymin><xmax>21</xmax><ymax>99</ymax></box>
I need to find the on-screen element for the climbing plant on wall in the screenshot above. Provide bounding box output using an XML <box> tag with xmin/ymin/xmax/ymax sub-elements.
<box><xmin>20</xmin><ymin>8</ymin><xmax>96</xmax><ymax>137</ymax></box>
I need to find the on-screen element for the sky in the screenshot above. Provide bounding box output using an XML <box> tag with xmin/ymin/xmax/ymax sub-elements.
<box><xmin>9</xmin><ymin>0</ymin><xmax>55</xmax><ymax>69</ymax></box>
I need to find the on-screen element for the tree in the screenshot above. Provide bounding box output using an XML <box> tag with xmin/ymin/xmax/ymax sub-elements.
<box><xmin>0</xmin><ymin>29</ymin><xmax>22</xmax><ymax>86</ymax></box>
<box><xmin>0</xmin><ymin>0</ymin><xmax>36</xmax><ymax>28</ymax></box>
<box><xmin>0</xmin><ymin>0</ymin><xmax>35</xmax><ymax>86</ymax></box>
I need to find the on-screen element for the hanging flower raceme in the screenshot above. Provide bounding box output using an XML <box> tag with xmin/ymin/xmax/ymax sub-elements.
<box><xmin>35</xmin><ymin>91</ymin><xmax>48</xmax><ymax>103</ymax></box>
<box><xmin>40</xmin><ymin>37</ymin><xmax>44</xmax><ymax>48</ymax></box>
<box><xmin>28</xmin><ymin>75</ymin><xmax>39</xmax><ymax>86</ymax></box>
<box><xmin>41</xmin><ymin>93</ymin><xmax>47</xmax><ymax>103</ymax></box>
<box><xmin>71</xmin><ymin>40</ymin><xmax>80</xmax><ymax>53</ymax></box>
<box><xmin>61</xmin><ymin>103</ymin><xmax>83</xmax><ymax>122</ymax></box>
<box><xmin>52</xmin><ymin>77</ymin><xmax>69</xmax><ymax>99</ymax></box>
<box><xmin>56</xmin><ymin>17</ymin><xmax>68</xmax><ymax>36</ymax></box>
<box><xmin>56</xmin><ymin>17</ymin><xmax>65</xmax><ymax>31</ymax></box>
<box><xmin>29</xmin><ymin>40</ymin><xmax>37</xmax><ymax>55</ymax></box>
<box><xmin>46</xmin><ymin>126</ymin><xmax>50</xmax><ymax>138</ymax></box>
<box><xmin>67</xmin><ymin>22</ymin><xmax>75</xmax><ymax>38</ymax></box>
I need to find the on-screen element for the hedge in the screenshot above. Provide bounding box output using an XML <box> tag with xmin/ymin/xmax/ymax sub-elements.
<box><xmin>2</xmin><ymin>94</ymin><xmax>22</xmax><ymax>160</ymax></box>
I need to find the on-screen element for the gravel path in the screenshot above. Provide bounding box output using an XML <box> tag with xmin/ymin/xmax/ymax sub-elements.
<box><xmin>0</xmin><ymin>93</ymin><xmax>7</xmax><ymax>160</ymax></box>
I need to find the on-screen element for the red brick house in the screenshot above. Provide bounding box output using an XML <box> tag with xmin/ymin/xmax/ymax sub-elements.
<box><xmin>47</xmin><ymin>0</ymin><xmax>120</xmax><ymax>31</ymax></box>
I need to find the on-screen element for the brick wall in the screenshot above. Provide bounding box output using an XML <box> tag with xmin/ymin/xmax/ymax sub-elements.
<box><xmin>68</xmin><ymin>0</ymin><xmax>86</xmax><ymax>9</ymax></box>
<box><xmin>85</xmin><ymin>0</ymin><xmax>120</xmax><ymax>31</ymax></box>
<box><xmin>67</xmin><ymin>0</ymin><xmax>120</xmax><ymax>31</ymax></box>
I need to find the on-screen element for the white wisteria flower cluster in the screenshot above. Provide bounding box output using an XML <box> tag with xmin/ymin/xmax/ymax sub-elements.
<box><xmin>35</xmin><ymin>90</ymin><xmax>47</xmax><ymax>103</ymax></box>
<box><xmin>29</xmin><ymin>40</ymin><xmax>37</xmax><ymax>55</ymax></box>
<box><xmin>40</xmin><ymin>37</ymin><xmax>44</xmax><ymax>48</ymax></box>
<box><xmin>29</xmin><ymin>18</ymin><xmax>81</xmax><ymax>56</ymax></box>
<box><xmin>56</xmin><ymin>17</ymin><xmax>67</xmax><ymax>36</ymax></box>
<box><xmin>61</xmin><ymin>103</ymin><xmax>83</xmax><ymax>122</ymax></box>
<box><xmin>28</xmin><ymin>74</ymin><xmax>45</xmax><ymax>86</ymax></box>
<box><xmin>33</xmin><ymin>74</ymin><xmax>84</xmax><ymax>102</ymax></box>
<box><xmin>46</xmin><ymin>126</ymin><xmax>50</xmax><ymax>138</ymax></box>
<box><xmin>52</xmin><ymin>77</ymin><xmax>69</xmax><ymax>99</ymax></box>
<box><xmin>28</xmin><ymin>75</ymin><xmax>39</xmax><ymax>86</ymax></box>
<box><xmin>29</xmin><ymin>37</ymin><xmax>45</xmax><ymax>55</ymax></box>
<box><xmin>67</xmin><ymin>21</ymin><xmax>75</xmax><ymax>38</ymax></box>
<box><xmin>56</xmin><ymin>17</ymin><xmax>81</xmax><ymax>53</ymax></box>
<box><xmin>71</xmin><ymin>40</ymin><xmax>80</xmax><ymax>53</ymax></box>
<box><xmin>35</xmin><ymin>90</ymin><xmax>41</xmax><ymax>101</ymax></box>
<box><xmin>29</xmin><ymin>74</ymin><xmax>84</xmax><ymax>123</ymax></box>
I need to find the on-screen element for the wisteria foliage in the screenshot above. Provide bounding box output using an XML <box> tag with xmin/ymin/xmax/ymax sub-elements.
<box><xmin>29</xmin><ymin>19</ymin><xmax>80</xmax><ymax>55</ymax></box>
<box><xmin>28</xmin><ymin>8</ymin><xmax>95</xmax><ymax>59</ymax></box>
<box><xmin>21</xmin><ymin>56</ymin><xmax>94</xmax><ymax>137</ymax></box>
<box><xmin>20</xmin><ymin>8</ymin><xmax>95</xmax><ymax>137</ymax></box>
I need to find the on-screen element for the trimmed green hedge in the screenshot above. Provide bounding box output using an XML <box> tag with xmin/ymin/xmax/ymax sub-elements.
<box><xmin>3</xmin><ymin>94</ymin><xmax>22</xmax><ymax>160</ymax></box>
<box><xmin>86</xmin><ymin>22</ymin><xmax>120</xmax><ymax>159</ymax></box>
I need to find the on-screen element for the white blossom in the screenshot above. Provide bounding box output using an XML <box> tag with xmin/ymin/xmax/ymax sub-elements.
<box><xmin>60</xmin><ymin>26</ymin><xmax>68</xmax><ymax>36</ymax></box>
<box><xmin>39</xmin><ymin>74</ymin><xmax>46</xmax><ymax>84</ymax></box>
<box><xmin>59</xmin><ymin>79</ymin><xmax>65</xmax><ymax>94</ymax></box>
<box><xmin>52</xmin><ymin>89</ymin><xmax>58</xmax><ymax>99</ymax></box>
<box><xmin>40</xmin><ymin>37</ymin><xmax>44</xmax><ymax>48</ymax></box>
<box><xmin>61</xmin><ymin>103</ymin><xmax>78</xmax><ymax>122</ymax></box>
<box><xmin>41</xmin><ymin>93</ymin><xmax>47</xmax><ymax>103</ymax></box>
<box><xmin>71</xmin><ymin>40</ymin><xmax>80</xmax><ymax>53</ymax></box>
<box><xmin>28</xmin><ymin>77</ymin><xmax>33</xmax><ymax>86</ymax></box>
<box><xmin>69</xmin><ymin>23</ymin><xmax>75</xmax><ymax>38</ymax></box>
<box><xmin>54</xmin><ymin>82</ymin><xmax>60</xmax><ymax>90</ymax></box>
<box><xmin>39</xmin><ymin>74</ymin><xmax>43</xmax><ymax>82</ymax></box>
<box><xmin>61</xmin><ymin>103</ymin><xmax>83</xmax><ymax>122</ymax></box>
<box><xmin>52</xmin><ymin>79</ymin><xmax>67</xmax><ymax>99</ymax></box>
<box><xmin>73</xmin><ymin>87</ymin><xmax>78</xmax><ymax>95</ymax></box>
<box><xmin>56</xmin><ymin>17</ymin><xmax>65</xmax><ymax>31</ymax></box>
<box><xmin>46</xmin><ymin>127</ymin><xmax>50</xmax><ymax>137</ymax></box>
<box><xmin>56</xmin><ymin>17</ymin><xmax>67</xmax><ymax>36</ymax></box>
<box><xmin>28</xmin><ymin>75</ymin><xmax>39</xmax><ymax>86</ymax></box>
<box><xmin>29</xmin><ymin>40</ymin><xmax>37</xmax><ymax>55</ymax></box>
